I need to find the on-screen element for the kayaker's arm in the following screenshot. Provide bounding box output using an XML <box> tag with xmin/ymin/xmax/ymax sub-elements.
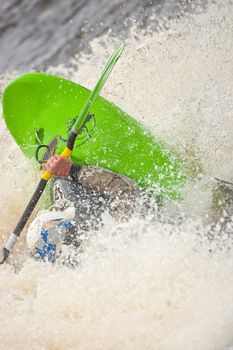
<box><xmin>74</xmin><ymin>166</ymin><xmax>139</xmax><ymax>219</ymax></box>
<box><xmin>45</xmin><ymin>155</ymin><xmax>140</xmax><ymax>219</ymax></box>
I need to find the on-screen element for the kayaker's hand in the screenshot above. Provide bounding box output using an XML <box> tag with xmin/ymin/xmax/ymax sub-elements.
<box><xmin>44</xmin><ymin>154</ymin><xmax>72</xmax><ymax>177</ymax></box>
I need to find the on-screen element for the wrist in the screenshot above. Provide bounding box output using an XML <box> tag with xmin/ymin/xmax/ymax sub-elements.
<box><xmin>69</xmin><ymin>164</ymin><xmax>82</xmax><ymax>181</ymax></box>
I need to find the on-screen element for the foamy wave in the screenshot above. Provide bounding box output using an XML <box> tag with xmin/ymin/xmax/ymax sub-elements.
<box><xmin>0</xmin><ymin>1</ymin><xmax>233</xmax><ymax>349</ymax></box>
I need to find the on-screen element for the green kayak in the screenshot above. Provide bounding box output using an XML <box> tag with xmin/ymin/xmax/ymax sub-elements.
<box><xmin>2</xmin><ymin>72</ymin><xmax>186</xmax><ymax>201</ymax></box>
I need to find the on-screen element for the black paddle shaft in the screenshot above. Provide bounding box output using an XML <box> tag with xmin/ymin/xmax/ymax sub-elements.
<box><xmin>0</xmin><ymin>130</ymin><xmax>79</xmax><ymax>264</ymax></box>
<box><xmin>0</xmin><ymin>131</ymin><xmax>79</xmax><ymax>264</ymax></box>
<box><xmin>0</xmin><ymin>178</ymin><xmax>47</xmax><ymax>264</ymax></box>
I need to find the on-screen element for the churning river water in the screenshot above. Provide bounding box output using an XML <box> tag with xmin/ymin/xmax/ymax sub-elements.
<box><xmin>1</xmin><ymin>1</ymin><xmax>233</xmax><ymax>349</ymax></box>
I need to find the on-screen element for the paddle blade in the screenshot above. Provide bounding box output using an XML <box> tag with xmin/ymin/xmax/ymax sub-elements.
<box><xmin>72</xmin><ymin>42</ymin><xmax>124</xmax><ymax>134</ymax></box>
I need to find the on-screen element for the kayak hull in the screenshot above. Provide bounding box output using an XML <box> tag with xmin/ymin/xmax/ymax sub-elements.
<box><xmin>2</xmin><ymin>72</ymin><xmax>186</xmax><ymax>201</ymax></box>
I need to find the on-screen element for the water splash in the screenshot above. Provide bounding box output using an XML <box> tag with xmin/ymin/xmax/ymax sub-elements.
<box><xmin>1</xmin><ymin>2</ymin><xmax>233</xmax><ymax>349</ymax></box>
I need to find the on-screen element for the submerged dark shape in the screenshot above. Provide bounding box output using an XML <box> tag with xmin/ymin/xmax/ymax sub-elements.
<box><xmin>0</xmin><ymin>0</ymin><xmax>208</xmax><ymax>73</ymax></box>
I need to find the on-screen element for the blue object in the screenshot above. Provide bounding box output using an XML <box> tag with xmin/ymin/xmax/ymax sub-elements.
<box><xmin>34</xmin><ymin>220</ymin><xmax>74</xmax><ymax>262</ymax></box>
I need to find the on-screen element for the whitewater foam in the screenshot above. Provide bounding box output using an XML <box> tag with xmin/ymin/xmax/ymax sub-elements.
<box><xmin>1</xmin><ymin>2</ymin><xmax>233</xmax><ymax>349</ymax></box>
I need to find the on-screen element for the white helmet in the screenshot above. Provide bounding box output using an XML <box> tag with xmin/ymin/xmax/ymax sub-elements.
<box><xmin>27</xmin><ymin>206</ymin><xmax>76</xmax><ymax>262</ymax></box>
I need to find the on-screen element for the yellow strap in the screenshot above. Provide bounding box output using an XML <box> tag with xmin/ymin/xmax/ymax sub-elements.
<box><xmin>41</xmin><ymin>170</ymin><xmax>52</xmax><ymax>181</ymax></box>
<box><xmin>60</xmin><ymin>147</ymin><xmax>72</xmax><ymax>159</ymax></box>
